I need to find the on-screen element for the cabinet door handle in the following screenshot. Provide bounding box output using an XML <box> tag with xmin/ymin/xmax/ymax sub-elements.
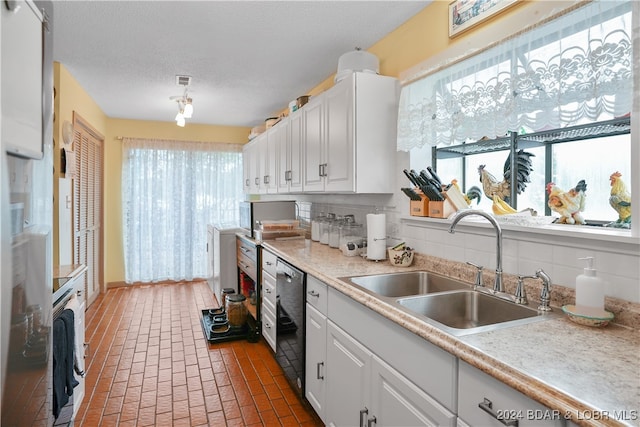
<box><xmin>316</xmin><ymin>361</ymin><xmax>324</xmax><ymax>380</ymax></box>
<box><xmin>264</xmin><ymin>288</ymin><xmax>271</xmax><ymax>294</ymax></box>
<box><xmin>367</xmin><ymin>416</ymin><xmax>377</xmax><ymax>427</ymax></box>
<box><xmin>245</xmin><ymin>179</ymin><xmax>250</xmax><ymax>187</ymax></box>
<box><xmin>265</xmin><ymin>261</ymin><xmax>273</xmax><ymax>266</ymax></box>
<box><xmin>307</xmin><ymin>290</ymin><xmax>320</xmax><ymax>298</ymax></box>
<box><xmin>255</xmin><ymin>177</ymin><xmax>259</xmax><ymax>185</ymax></box>
<box><xmin>265</xmin><ymin>322</ymin><xmax>271</xmax><ymax>329</ymax></box>
<box><xmin>478</xmin><ymin>398</ymin><xmax>519</xmax><ymax>427</ymax></box>
<box><xmin>318</xmin><ymin>164</ymin><xmax>323</xmax><ymax>178</ymax></box>
<box><xmin>359</xmin><ymin>408</ymin><xmax>368</xmax><ymax>427</ymax></box>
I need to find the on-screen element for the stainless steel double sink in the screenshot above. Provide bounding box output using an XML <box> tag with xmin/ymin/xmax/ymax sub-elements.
<box><xmin>340</xmin><ymin>271</ymin><xmax>558</xmax><ymax>336</ymax></box>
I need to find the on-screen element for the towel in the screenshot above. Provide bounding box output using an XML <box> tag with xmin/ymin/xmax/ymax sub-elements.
<box><xmin>65</xmin><ymin>294</ymin><xmax>85</xmax><ymax>376</ymax></box>
<box><xmin>52</xmin><ymin>309</ymin><xmax>79</xmax><ymax>418</ymax></box>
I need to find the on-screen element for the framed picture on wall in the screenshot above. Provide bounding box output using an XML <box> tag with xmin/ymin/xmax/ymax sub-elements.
<box><xmin>449</xmin><ymin>0</ymin><xmax>518</xmax><ymax>37</ymax></box>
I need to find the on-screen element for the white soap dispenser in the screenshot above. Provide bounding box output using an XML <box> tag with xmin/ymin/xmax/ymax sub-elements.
<box><xmin>575</xmin><ymin>257</ymin><xmax>605</xmax><ymax>311</ymax></box>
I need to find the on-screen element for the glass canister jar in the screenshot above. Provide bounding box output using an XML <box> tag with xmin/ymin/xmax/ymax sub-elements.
<box><xmin>221</xmin><ymin>288</ymin><xmax>235</xmax><ymax>309</ymax></box>
<box><xmin>311</xmin><ymin>212</ymin><xmax>326</xmax><ymax>242</ymax></box>
<box><xmin>319</xmin><ymin>213</ymin><xmax>335</xmax><ymax>245</ymax></box>
<box><xmin>225</xmin><ymin>294</ymin><xmax>248</xmax><ymax>327</ymax></box>
<box><xmin>339</xmin><ymin>215</ymin><xmax>363</xmax><ymax>254</ymax></box>
<box><xmin>329</xmin><ymin>215</ymin><xmax>345</xmax><ymax>248</ymax></box>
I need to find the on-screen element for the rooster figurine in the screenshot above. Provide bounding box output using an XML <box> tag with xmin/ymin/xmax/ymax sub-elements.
<box><xmin>478</xmin><ymin>150</ymin><xmax>535</xmax><ymax>204</ymax></box>
<box><xmin>605</xmin><ymin>171</ymin><xmax>631</xmax><ymax>229</ymax></box>
<box><xmin>546</xmin><ymin>180</ymin><xmax>587</xmax><ymax>225</ymax></box>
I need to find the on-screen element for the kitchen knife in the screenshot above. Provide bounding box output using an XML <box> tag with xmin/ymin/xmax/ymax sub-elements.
<box><xmin>410</xmin><ymin>169</ymin><xmax>427</xmax><ymax>187</ymax></box>
<box><xmin>401</xmin><ymin>187</ymin><xmax>422</xmax><ymax>201</ymax></box>
<box><xmin>426</xmin><ymin>166</ymin><xmax>443</xmax><ymax>187</ymax></box>
<box><xmin>420</xmin><ymin>169</ymin><xmax>442</xmax><ymax>190</ymax></box>
<box><xmin>403</xmin><ymin>169</ymin><xmax>421</xmax><ymax>187</ymax></box>
<box><xmin>419</xmin><ymin>184</ymin><xmax>444</xmax><ymax>201</ymax></box>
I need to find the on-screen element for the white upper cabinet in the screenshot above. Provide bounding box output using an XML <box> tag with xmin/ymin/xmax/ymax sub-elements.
<box><xmin>242</xmin><ymin>140</ymin><xmax>253</xmax><ymax>193</ymax></box>
<box><xmin>244</xmin><ymin>72</ymin><xmax>399</xmax><ymax>195</ymax></box>
<box><xmin>242</xmin><ymin>135</ymin><xmax>263</xmax><ymax>194</ymax></box>
<box><xmin>276</xmin><ymin>114</ymin><xmax>304</xmax><ymax>194</ymax></box>
<box><xmin>264</xmin><ymin>127</ymin><xmax>278</xmax><ymax>194</ymax></box>
<box><xmin>303</xmin><ymin>72</ymin><xmax>400</xmax><ymax>193</ymax></box>
<box><xmin>302</xmin><ymin>97</ymin><xmax>325</xmax><ymax>192</ymax></box>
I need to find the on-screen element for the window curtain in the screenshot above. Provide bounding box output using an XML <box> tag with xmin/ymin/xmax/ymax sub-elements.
<box><xmin>397</xmin><ymin>0</ymin><xmax>633</xmax><ymax>151</ymax></box>
<box><xmin>122</xmin><ymin>138</ymin><xmax>243</xmax><ymax>284</ymax></box>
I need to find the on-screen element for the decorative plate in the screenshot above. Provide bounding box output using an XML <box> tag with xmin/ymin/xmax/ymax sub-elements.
<box><xmin>561</xmin><ymin>305</ymin><xmax>614</xmax><ymax>327</ymax></box>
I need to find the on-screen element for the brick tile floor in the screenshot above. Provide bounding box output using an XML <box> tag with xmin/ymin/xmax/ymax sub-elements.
<box><xmin>75</xmin><ymin>281</ymin><xmax>323</xmax><ymax>426</ymax></box>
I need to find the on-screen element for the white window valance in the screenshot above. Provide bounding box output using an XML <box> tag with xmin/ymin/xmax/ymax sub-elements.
<box><xmin>397</xmin><ymin>0</ymin><xmax>633</xmax><ymax>151</ymax></box>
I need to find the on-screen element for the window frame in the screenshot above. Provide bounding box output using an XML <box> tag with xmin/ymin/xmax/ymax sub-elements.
<box><xmin>432</xmin><ymin>116</ymin><xmax>632</xmax><ymax>221</ymax></box>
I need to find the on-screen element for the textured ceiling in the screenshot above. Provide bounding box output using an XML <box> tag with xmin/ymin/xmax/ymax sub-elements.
<box><xmin>52</xmin><ymin>1</ymin><xmax>429</xmax><ymax>129</ymax></box>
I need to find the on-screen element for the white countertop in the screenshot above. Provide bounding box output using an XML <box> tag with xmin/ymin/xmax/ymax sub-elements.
<box><xmin>261</xmin><ymin>239</ymin><xmax>640</xmax><ymax>427</ymax></box>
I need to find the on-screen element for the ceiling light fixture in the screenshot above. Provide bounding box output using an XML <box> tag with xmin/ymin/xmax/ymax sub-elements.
<box><xmin>170</xmin><ymin>75</ymin><xmax>193</xmax><ymax>126</ymax></box>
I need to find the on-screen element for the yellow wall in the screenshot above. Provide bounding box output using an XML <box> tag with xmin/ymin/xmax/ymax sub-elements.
<box><xmin>53</xmin><ymin>63</ymin><xmax>109</xmax><ymax>266</ymax></box>
<box><xmin>56</xmin><ymin>0</ymin><xmax>531</xmax><ymax>285</ymax></box>
<box><xmin>54</xmin><ymin>63</ymin><xmax>250</xmax><ymax>285</ymax></box>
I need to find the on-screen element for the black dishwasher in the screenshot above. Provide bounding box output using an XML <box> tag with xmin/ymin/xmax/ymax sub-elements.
<box><xmin>275</xmin><ymin>258</ymin><xmax>306</xmax><ymax>397</ymax></box>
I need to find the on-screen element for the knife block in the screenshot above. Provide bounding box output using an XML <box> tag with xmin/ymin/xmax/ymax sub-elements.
<box><xmin>428</xmin><ymin>199</ymin><xmax>457</xmax><ymax>218</ymax></box>
<box><xmin>409</xmin><ymin>190</ymin><xmax>429</xmax><ymax>217</ymax></box>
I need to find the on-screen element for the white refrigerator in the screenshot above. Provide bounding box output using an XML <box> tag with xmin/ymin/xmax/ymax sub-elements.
<box><xmin>207</xmin><ymin>224</ymin><xmax>243</xmax><ymax>306</ymax></box>
<box><xmin>1</xmin><ymin>0</ymin><xmax>54</xmax><ymax>424</ymax></box>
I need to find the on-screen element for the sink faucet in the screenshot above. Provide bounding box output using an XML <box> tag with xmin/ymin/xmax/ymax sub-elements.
<box><xmin>535</xmin><ymin>269</ymin><xmax>552</xmax><ymax>311</ymax></box>
<box><xmin>449</xmin><ymin>210</ymin><xmax>504</xmax><ymax>293</ymax></box>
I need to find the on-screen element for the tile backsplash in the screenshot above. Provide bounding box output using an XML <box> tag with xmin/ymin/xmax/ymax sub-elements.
<box><xmin>288</xmin><ymin>195</ymin><xmax>639</xmax><ymax>304</ymax></box>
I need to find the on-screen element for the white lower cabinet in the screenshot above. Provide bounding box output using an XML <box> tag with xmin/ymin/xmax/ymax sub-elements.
<box><xmin>261</xmin><ymin>249</ymin><xmax>277</xmax><ymax>352</ymax></box>
<box><xmin>261</xmin><ymin>302</ymin><xmax>277</xmax><ymax>351</ymax></box>
<box><xmin>309</xmin><ymin>284</ymin><xmax>456</xmax><ymax>427</ymax></box>
<box><xmin>371</xmin><ymin>354</ymin><xmax>456</xmax><ymax>427</ymax></box>
<box><xmin>457</xmin><ymin>360</ymin><xmax>566</xmax><ymax>427</ymax></box>
<box><xmin>305</xmin><ymin>276</ymin><xmax>329</xmax><ymax>421</ymax></box>
<box><xmin>305</xmin><ymin>304</ymin><xmax>327</xmax><ymax>421</ymax></box>
<box><xmin>325</xmin><ymin>319</ymin><xmax>456</xmax><ymax>427</ymax></box>
<box><xmin>325</xmin><ymin>320</ymin><xmax>371</xmax><ymax>427</ymax></box>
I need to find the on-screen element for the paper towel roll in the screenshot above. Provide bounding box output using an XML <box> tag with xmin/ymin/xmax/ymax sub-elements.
<box><xmin>366</xmin><ymin>213</ymin><xmax>386</xmax><ymax>260</ymax></box>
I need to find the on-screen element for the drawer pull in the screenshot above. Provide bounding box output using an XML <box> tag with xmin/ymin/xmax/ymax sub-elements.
<box><xmin>264</xmin><ymin>288</ymin><xmax>271</xmax><ymax>294</ymax></box>
<box><xmin>308</xmin><ymin>290</ymin><xmax>320</xmax><ymax>298</ymax></box>
<box><xmin>265</xmin><ymin>261</ymin><xmax>273</xmax><ymax>266</ymax></box>
<box><xmin>316</xmin><ymin>361</ymin><xmax>324</xmax><ymax>380</ymax></box>
<box><xmin>265</xmin><ymin>322</ymin><xmax>271</xmax><ymax>329</ymax></box>
<box><xmin>478</xmin><ymin>398</ymin><xmax>519</xmax><ymax>427</ymax></box>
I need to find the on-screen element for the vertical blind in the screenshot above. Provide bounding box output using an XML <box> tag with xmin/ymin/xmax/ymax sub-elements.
<box><xmin>122</xmin><ymin>138</ymin><xmax>243</xmax><ymax>284</ymax></box>
<box><xmin>397</xmin><ymin>0</ymin><xmax>634</xmax><ymax>151</ymax></box>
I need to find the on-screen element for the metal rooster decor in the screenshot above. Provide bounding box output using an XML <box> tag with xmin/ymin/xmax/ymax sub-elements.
<box><xmin>605</xmin><ymin>171</ymin><xmax>631</xmax><ymax>229</ymax></box>
<box><xmin>477</xmin><ymin>150</ymin><xmax>535</xmax><ymax>204</ymax></box>
<box><xmin>546</xmin><ymin>180</ymin><xmax>587</xmax><ymax>225</ymax></box>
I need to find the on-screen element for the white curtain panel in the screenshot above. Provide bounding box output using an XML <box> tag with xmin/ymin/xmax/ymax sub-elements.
<box><xmin>397</xmin><ymin>0</ymin><xmax>633</xmax><ymax>151</ymax></box>
<box><xmin>122</xmin><ymin>138</ymin><xmax>243</xmax><ymax>284</ymax></box>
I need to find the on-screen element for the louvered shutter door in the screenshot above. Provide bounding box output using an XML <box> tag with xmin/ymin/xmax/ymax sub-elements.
<box><xmin>72</xmin><ymin>115</ymin><xmax>103</xmax><ymax>306</ymax></box>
